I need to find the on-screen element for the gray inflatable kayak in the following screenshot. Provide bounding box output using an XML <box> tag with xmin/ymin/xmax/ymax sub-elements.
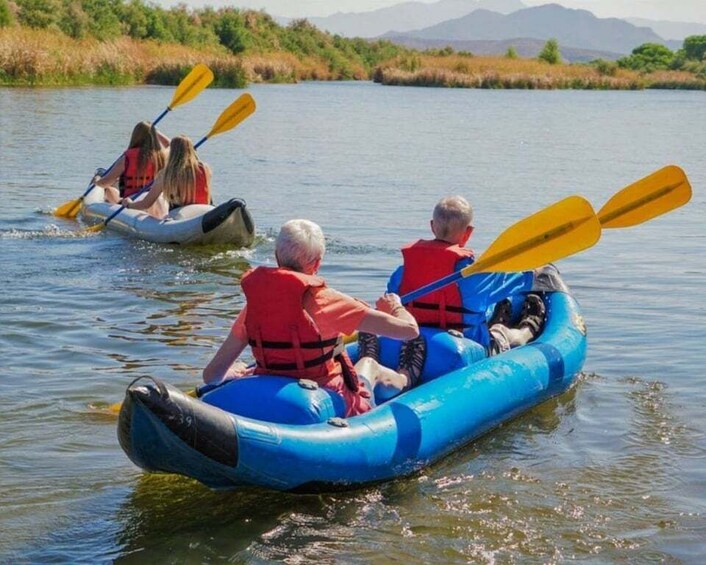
<box><xmin>80</xmin><ymin>187</ymin><xmax>255</xmax><ymax>246</ymax></box>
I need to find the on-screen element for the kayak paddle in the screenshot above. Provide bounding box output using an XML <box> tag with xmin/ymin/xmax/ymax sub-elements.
<box><xmin>597</xmin><ymin>165</ymin><xmax>692</xmax><ymax>229</ymax></box>
<box><xmin>83</xmin><ymin>92</ymin><xmax>256</xmax><ymax>234</ymax></box>
<box><xmin>54</xmin><ymin>63</ymin><xmax>214</xmax><ymax>219</ymax></box>
<box><xmin>402</xmin><ymin>165</ymin><xmax>692</xmax><ymax>304</ymax></box>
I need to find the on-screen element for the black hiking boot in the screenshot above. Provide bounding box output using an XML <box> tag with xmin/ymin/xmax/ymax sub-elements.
<box><xmin>357</xmin><ymin>332</ymin><xmax>380</xmax><ymax>362</ymax></box>
<box><xmin>518</xmin><ymin>294</ymin><xmax>546</xmax><ymax>338</ymax></box>
<box><xmin>488</xmin><ymin>299</ymin><xmax>513</xmax><ymax>327</ymax></box>
<box><xmin>398</xmin><ymin>334</ymin><xmax>427</xmax><ymax>389</ymax></box>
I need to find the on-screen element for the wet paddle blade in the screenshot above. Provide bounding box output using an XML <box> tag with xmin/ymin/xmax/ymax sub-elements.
<box><xmin>598</xmin><ymin>165</ymin><xmax>692</xmax><ymax>229</ymax></box>
<box><xmin>464</xmin><ymin>196</ymin><xmax>601</xmax><ymax>276</ymax></box>
<box><xmin>81</xmin><ymin>222</ymin><xmax>105</xmax><ymax>234</ymax></box>
<box><xmin>168</xmin><ymin>63</ymin><xmax>214</xmax><ymax>109</ymax></box>
<box><xmin>54</xmin><ymin>197</ymin><xmax>82</xmax><ymax>218</ymax></box>
<box><xmin>206</xmin><ymin>93</ymin><xmax>256</xmax><ymax>139</ymax></box>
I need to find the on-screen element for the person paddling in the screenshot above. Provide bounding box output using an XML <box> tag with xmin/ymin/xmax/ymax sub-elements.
<box><xmin>93</xmin><ymin>121</ymin><xmax>169</xmax><ymax>208</ymax></box>
<box><xmin>359</xmin><ymin>195</ymin><xmax>546</xmax><ymax>379</ymax></box>
<box><xmin>123</xmin><ymin>135</ymin><xmax>212</xmax><ymax>218</ymax></box>
<box><xmin>203</xmin><ymin>219</ymin><xmax>421</xmax><ymax>416</ymax></box>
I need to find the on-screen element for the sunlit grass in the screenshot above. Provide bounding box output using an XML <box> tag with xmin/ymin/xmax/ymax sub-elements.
<box><xmin>0</xmin><ymin>28</ymin><xmax>362</xmax><ymax>87</ymax></box>
<box><xmin>373</xmin><ymin>54</ymin><xmax>706</xmax><ymax>90</ymax></box>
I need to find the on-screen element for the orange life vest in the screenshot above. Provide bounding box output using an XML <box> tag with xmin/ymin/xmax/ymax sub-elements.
<box><xmin>169</xmin><ymin>163</ymin><xmax>209</xmax><ymax>208</ymax></box>
<box><xmin>399</xmin><ymin>239</ymin><xmax>476</xmax><ymax>330</ymax></box>
<box><xmin>119</xmin><ymin>147</ymin><xmax>156</xmax><ymax>198</ymax></box>
<box><xmin>241</xmin><ymin>267</ymin><xmax>371</xmax><ymax>417</ymax></box>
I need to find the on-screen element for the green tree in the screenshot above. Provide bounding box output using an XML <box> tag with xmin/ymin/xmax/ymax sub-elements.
<box><xmin>0</xmin><ymin>0</ymin><xmax>14</xmax><ymax>27</ymax></box>
<box><xmin>83</xmin><ymin>0</ymin><xmax>122</xmax><ymax>38</ymax></box>
<box><xmin>213</xmin><ymin>9</ymin><xmax>249</xmax><ymax>54</ymax></box>
<box><xmin>505</xmin><ymin>46</ymin><xmax>518</xmax><ymax>59</ymax></box>
<box><xmin>618</xmin><ymin>43</ymin><xmax>674</xmax><ymax>72</ymax></box>
<box><xmin>59</xmin><ymin>1</ymin><xmax>89</xmax><ymax>38</ymax></box>
<box><xmin>538</xmin><ymin>38</ymin><xmax>561</xmax><ymax>64</ymax></box>
<box><xmin>683</xmin><ymin>35</ymin><xmax>706</xmax><ymax>61</ymax></box>
<box><xmin>16</xmin><ymin>0</ymin><xmax>64</xmax><ymax>29</ymax></box>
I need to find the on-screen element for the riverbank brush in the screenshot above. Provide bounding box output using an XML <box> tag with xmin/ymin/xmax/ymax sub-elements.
<box><xmin>0</xmin><ymin>28</ymin><xmax>365</xmax><ymax>87</ymax></box>
<box><xmin>373</xmin><ymin>54</ymin><xmax>706</xmax><ymax>90</ymax></box>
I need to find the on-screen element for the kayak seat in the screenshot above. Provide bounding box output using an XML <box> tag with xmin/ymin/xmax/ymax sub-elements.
<box><xmin>348</xmin><ymin>327</ymin><xmax>486</xmax><ymax>386</ymax></box>
<box><xmin>200</xmin><ymin>375</ymin><xmax>345</xmax><ymax>424</ymax></box>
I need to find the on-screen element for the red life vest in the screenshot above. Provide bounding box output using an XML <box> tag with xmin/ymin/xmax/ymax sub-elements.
<box><xmin>399</xmin><ymin>239</ymin><xmax>476</xmax><ymax>330</ymax></box>
<box><xmin>241</xmin><ymin>266</ymin><xmax>371</xmax><ymax>417</ymax></box>
<box><xmin>119</xmin><ymin>147</ymin><xmax>156</xmax><ymax>198</ymax></box>
<box><xmin>169</xmin><ymin>163</ymin><xmax>209</xmax><ymax>208</ymax></box>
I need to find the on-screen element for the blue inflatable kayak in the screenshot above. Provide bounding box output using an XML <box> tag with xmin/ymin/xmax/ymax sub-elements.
<box><xmin>118</xmin><ymin>288</ymin><xmax>587</xmax><ymax>491</ymax></box>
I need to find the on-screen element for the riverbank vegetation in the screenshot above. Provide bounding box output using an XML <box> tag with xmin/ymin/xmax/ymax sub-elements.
<box><xmin>1</xmin><ymin>0</ymin><xmax>705</xmax><ymax>90</ymax></box>
<box><xmin>374</xmin><ymin>38</ymin><xmax>706</xmax><ymax>90</ymax></box>
<box><xmin>0</xmin><ymin>0</ymin><xmax>405</xmax><ymax>86</ymax></box>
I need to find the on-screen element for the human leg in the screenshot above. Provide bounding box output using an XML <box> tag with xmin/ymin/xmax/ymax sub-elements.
<box><xmin>354</xmin><ymin>357</ymin><xmax>410</xmax><ymax>402</ymax></box>
<box><xmin>104</xmin><ymin>186</ymin><xmax>121</xmax><ymax>204</ymax></box>
<box><xmin>487</xmin><ymin>294</ymin><xmax>546</xmax><ymax>355</ymax></box>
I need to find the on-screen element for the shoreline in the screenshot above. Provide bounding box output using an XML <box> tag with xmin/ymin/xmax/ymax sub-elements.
<box><xmin>2</xmin><ymin>28</ymin><xmax>705</xmax><ymax>91</ymax></box>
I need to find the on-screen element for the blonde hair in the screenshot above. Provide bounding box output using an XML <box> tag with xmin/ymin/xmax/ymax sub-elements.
<box><xmin>161</xmin><ymin>136</ymin><xmax>208</xmax><ymax>207</ymax></box>
<box><xmin>128</xmin><ymin>121</ymin><xmax>165</xmax><ymax>184</ymax></box>
<box><xmin>276</xmin><ymin>220</ymin><xmax>326</xmax><ymax>271</ymax></box>
<box><xmin>433</xmin><ymin>196</ymin><xmax>473</xmax><ymax>241</ymax></box>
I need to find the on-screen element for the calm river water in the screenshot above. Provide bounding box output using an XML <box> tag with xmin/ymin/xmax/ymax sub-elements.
<box><xmin>1</xmin><ymin>82</ymin><xmax>704</xmax><ymax>563</ymax></box>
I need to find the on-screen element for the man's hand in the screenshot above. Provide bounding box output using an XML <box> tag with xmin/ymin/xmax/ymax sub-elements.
<box><xmin>375</xmin><ymin>293</ymin><xmax>404</xmax><ymax>315</ymax></box>
<box><xmin>223</xmin><ymin>360</ymin><xmax>251</xmax><ymax>380</ymax></box>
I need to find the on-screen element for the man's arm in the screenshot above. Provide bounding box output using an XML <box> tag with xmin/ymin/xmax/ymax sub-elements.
<box><xmin>202</xmin><ymin>322</ymin><xmax>249</xmax><ymax>384</ymax></box>
<box><xmin>357</xmin><ymin>294</ymin><xmax>419</xmax><ymax>341</ymax></box>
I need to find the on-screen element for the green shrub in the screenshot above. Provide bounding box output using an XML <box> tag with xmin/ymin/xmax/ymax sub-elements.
<box><xmin>0</xmin><ymin>0</ymin><xmax>14</xmax><ymax>27</ymax></box>
<box><xmin>538</xmin><ymin>38</ymin><xmax>561</xmax><ymax>64</ymax></box>
<box><xmin>618</xmin><ymin>43</ymin><xmax>674</xmax><ymax>72</ymax></box>
<box><xmin>505</xmin><ymin>46</ymin><xmax>518</xmax><ymax>59</ymax></box>
<box><xmin>592</xmin><ymin>58</ymin><xmax>618</xmax><ymax>76</ymax></box>
<box><xmin>683</xmin><ymin>35</ymin><xmax>706</xmax><ymax>61</ymax></box>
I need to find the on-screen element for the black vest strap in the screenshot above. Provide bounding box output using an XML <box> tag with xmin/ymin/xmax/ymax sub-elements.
<box><xmin>247</xmin><ymin>337</ymin><xmax>339</xmax><ymax>350</ymax></box>
<box><xmin>256</xmin><ymin>349</ymin><xmax>336</xmax><ymax>371</ymax></box>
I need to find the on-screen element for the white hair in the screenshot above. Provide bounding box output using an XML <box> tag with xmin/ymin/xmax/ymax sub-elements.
<box><xmin>433</xmin><ymin>196</ymin><xmax>473</xmax><ymax>241</ymax></box>
<box><xmin>276</xmin><ymin>219</ymin><xmax>326</xmax><ymax>271</ymax></box>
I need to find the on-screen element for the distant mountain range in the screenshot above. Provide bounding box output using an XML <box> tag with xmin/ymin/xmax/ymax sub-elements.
<box><xmin>385</xmin><ymin>4</ymin><xmax>681</xmax><ymax>55</ymax></box>
<box><xmin>626</xmin><ymin>17</ymin><xmax>706</xmax><ymax>41</ymax></box>
<box><xmin>304</xmin><ymin>0</ymin><xmax>525</xmax><ymax>38</ymax></box>
<box><xmin>385</xmin><ymin>36</ymin><xmax>623</xmax><ymax>62</ymax></box>
<box><xmin>276</xmin><ymin>0</ymin><xmax>701</xmax><ymax>57</ymax></box>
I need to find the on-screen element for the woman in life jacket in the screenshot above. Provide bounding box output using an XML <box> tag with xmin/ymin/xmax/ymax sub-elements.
<box><xmin>123</xmin><ymin>135</ymin><xmax>211</xmax><ymax>218</ymax></box>
<box><xmin>93</xmin><ymin>121</ymin><xmax>169</xmax><ymax>209</ymax></box>
<box><xmin>202</xmin><ymin>219</ymin><xmax>422</xmax><ymax>417</ymax></box>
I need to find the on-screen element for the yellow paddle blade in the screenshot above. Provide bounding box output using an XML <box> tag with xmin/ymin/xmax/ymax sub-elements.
<box><xmin>53</xmin><ymin>197</ymin><xmax>82</xmax><ymax>218</ymax></box>
<box><xmin>81</xmin><ymin>222</ymin><xmax>105</xmax><ymax>234</ymax></box>
<box><xmin>168</xmin><ymin>63</ymin><xmax>214</xmax><ymax>110</ymax></box>
<box><xmin>206</xmin><ymin>93</ymin><xmax>256</xmax><ymax>139</ymax></box>
<box><xmin>463</xmin><ymin>196</ymin><xmax>601</xmax><ymax>277</ymax></box>
<box><xmin>107</xmin><ymin>387</ymin><xmax>198</xmax><ymax>416</ymax></box>
<box><xmin>598</xmin><ymin>165</ymin><xmax>692</xmax><ymax>229</ymax></box>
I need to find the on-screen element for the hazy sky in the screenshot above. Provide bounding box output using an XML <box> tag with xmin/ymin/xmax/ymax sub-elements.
<box><xmin>157</xmin><ymin>1</ymin><xmax>706</xmax><ymax>23</ymax></box>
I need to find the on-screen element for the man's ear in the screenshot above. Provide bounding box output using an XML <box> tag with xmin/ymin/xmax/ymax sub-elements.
<box><xmin>459</xmin><ymin>225</ymin><xmax>474</xmax><ymax>246</ymax></box>
<box><xmin>306</xmin><ymin>257</ymin><xmax>322</xmax><ymax>275</ymax></box>
<box><xmin>430</xmin><ymin>219</ymin><xmax>437</xmax><ymax>237</ymax></box>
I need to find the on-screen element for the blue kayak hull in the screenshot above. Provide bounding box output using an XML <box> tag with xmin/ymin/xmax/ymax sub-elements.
<box><xmin>118</xmin><ymin>291</ymin><xmax>587</xmax><ymax>491</ymax></box>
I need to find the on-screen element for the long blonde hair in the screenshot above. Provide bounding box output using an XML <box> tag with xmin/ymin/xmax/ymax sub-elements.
<box><xmin>161</xmin><ymin>136</ymin><xmax>208</xmax><ymax>206</ymax></box>
<box><xmin>128</xmin><ymin>121</ymin><xmax>166</xmax><ymax>181</ymax></box>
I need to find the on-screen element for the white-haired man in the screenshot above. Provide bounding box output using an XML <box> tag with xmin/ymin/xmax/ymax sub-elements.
<box><xmin>203</xmin><ymin>219</ymin><xmax>420</xmax><ymax>417</ymax></box>
<box><xmin>358</xmin><ymin>195</ymin><xmax>545</xmax><ymax>379</ymax></box>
